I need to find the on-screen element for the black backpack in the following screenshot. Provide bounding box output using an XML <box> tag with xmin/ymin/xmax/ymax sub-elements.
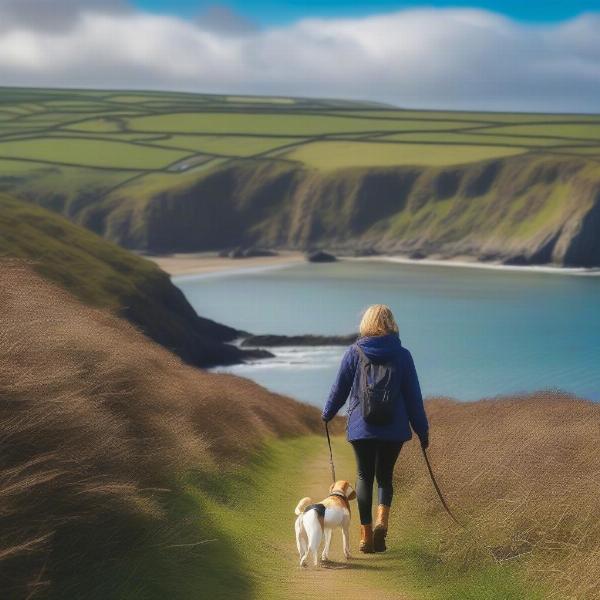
<box><xmin>354</xmin><ymin>344</ymin><xmax>397</xmax><ymax>426</ymax></box>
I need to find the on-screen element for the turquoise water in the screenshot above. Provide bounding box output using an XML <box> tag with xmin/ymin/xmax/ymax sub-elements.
<box><xmin>176</xmin><ymin>261</ymin><xmax>600</xmax><ymax>406</ymax></box>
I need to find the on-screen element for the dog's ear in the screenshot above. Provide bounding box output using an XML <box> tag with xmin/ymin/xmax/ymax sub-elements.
<box><xmin>345</xmin><ymin>483</ymin><xmax>357</xmax><ymax>501</ymax></box>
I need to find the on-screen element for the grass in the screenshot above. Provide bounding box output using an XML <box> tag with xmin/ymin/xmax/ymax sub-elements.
<box><xmin>145</xmin><ymin>434</ymin><xmax>547</xmax><ymax>600</ymax></box>
<box><xmin>42</xmin><ymin>428</ymin><xmax>543</xmax><ymax>600</ymax></box>
<box><xmin>478</xmin><ymin>123</ymin><xmax>600</xmax><ymax>141</ymax></box>
<box><xmin>552</xmin><ymin>145</ymin><xmax>600</xmax><ymax>155</ymax></box>
<box><xmin>127</xmin><ymin>112</ymin><xmax>483</xmax><ymax>136</ymax></box>
<box><xmin>0</xmin><ymin>85</ymin><xmax>598</xmax><ymax>176</ymax></box>
<box><xmin>0</xmin><ymin>137</ymin><xmax>187</xmax><ymax>170</ymax></box>
<box><xmin>282</xmin><ymin>140</ymin><xmax>525</xmax><ymax>169</ymax></box>
<box><xmin>226</xmin><ymin>95</ymin><xmax>296</xmax><ymax>104</ymax></box>
<box><xmin>0</xmin><ymin>264</ymin><xmax>323</xmax><ymax>599</ymax></box>
<box><xmin>395</xmin><ymin>395</ymin><xmax>600</xmax><ymax>600</ymax></box>
<box><xmin>340</xmin><ymin>109</ymin><xmax>600</xmax><ymax>123</ymax></box>
<box><xmin>146</xmin><ymin>134</ymin><xmax>303</xmax><ymax>156</ymax></box>
<box><xmin>376</xmin><ymin>131</ymin><xmax>581</xmax><ymax>147</ymax></box>
<box><xmin>0</xmin><ymin>194</ymin><xmax>245</xmax><ymax>367</ymax></box>
<box><xmin>65</xmin><ymin>117</ymin><xmax>138</xmax><ymax>133</ymax></box>
<box><xmin>0</xmin><ymin>193</ymin><xmax>163</xmax><ymax>310</ymax></box>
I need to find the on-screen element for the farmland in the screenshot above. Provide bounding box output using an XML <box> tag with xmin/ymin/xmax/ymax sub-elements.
<box><xmin>1</xmin><ymin>87</ymin><xmax>600</xmax><ymax>265</ymax></box>
<box><xmin>1</xmin><ymin>87</ymin><xmax>599</xmax><ymax>177</ymax></box>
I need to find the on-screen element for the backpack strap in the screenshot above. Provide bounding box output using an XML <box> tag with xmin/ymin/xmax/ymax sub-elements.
<box><xmin>354</xmin><ymin>343</ymin><xmax>369</xmax><ymax>365</ymax></box>
<box><xmin>347</xmin><ymin>345</ymin><xmax>367</xmax><ymax>423</ymax></box>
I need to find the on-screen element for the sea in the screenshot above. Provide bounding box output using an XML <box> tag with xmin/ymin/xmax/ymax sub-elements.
<box><xmin>175</xmin><ymin>259</ymin><xmax>600</xmax><ymax>407</ymax></box>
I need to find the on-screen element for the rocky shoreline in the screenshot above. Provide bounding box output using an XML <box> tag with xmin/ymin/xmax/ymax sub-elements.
<box><xmin>240</xmin><ymin>333</ymin><xmax>358</xmax><ymax>347</ymax></box>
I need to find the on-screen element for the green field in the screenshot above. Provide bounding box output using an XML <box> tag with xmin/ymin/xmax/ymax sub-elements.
<box><xmin>283</xmin><ymin>140</ymin><xmax>526</xmax><ymax>170</ymax></box>
<box><xmin>1</xmin><ymin>86</ymin><xmax>599</xmax><ymax>179</ymax></box>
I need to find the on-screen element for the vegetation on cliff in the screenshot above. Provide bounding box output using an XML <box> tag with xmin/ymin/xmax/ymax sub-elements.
<box><xmin>101</xmin><ymin>155</ymin><xmax>600</xmax><ymax>266</ymax></box>
<box><xmin>0</xmin><ymin>194</ymin><xmax>255</xmax><ymax>367</ymax></box>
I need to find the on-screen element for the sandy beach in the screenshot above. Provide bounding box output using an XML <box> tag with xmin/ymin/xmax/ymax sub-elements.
<box><xmin>150</xmin><ymin>250</ymin><xmax>600</xmax><ymax>278</ymax></box>
<box><xmin>148</xmin><ymin>250</ymin><xmax>305</xmax><ymax>276</ymax></box>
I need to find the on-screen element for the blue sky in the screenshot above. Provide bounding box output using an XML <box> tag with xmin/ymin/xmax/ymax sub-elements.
<box><xmin>135</xmin><ymin>0</ymin><xmax>599</xmax><ymax>24</ymax></box>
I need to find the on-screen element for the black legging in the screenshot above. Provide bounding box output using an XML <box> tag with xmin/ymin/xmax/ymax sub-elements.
<box><xmin>351</xmin><ymin>439</ymin><xmax>403</xmax><ymax>525</ymax></box>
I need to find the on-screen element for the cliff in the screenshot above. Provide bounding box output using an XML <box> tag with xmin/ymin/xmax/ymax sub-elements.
<box><xmin>96</xmin><ymin>154</ymin><xmax>600</xmax><ymax>267</ymax></box>
<box><xmin>0</xmin><ymin>194</ymin><xmax>263</xmax><ymax>367</ymax></box>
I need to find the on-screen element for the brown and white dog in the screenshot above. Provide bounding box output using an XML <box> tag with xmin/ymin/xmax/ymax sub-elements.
<box><xmin>294</xmin><ymin>480</ymin><xmax>356</xmax><ymax>567</ymax></box>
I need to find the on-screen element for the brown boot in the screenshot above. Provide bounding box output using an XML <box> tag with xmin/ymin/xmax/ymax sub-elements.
<box><xmin>373</xmin><ymin>505</ymin><xmax>390</xmax><ymax>552</ymax></box>
<box><xmin>359</xmin><ymin>524</ymin><xmax>374</xmax><ymax>553</ymax></box>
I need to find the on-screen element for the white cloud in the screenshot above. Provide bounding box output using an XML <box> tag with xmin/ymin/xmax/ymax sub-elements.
<box><xmin>0</xmin><ymin>3</ymin><xmax>599</xmax><ymax>112</ymax></box>
<box><xmin>0</xmin><ymin>0</ymin><xmax>130</xmax><ymax>33</ymax></box>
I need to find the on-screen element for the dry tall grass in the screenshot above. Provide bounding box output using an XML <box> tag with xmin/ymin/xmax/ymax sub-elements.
<box><xmin>396</xmin><ymin>394</ymin><xmax>600</xmax><ymax>599</ymax></box>
<box><xmin>0</xmin><ymin>262</ymin><xmax>322</xmax><ymax>598</ymax></box>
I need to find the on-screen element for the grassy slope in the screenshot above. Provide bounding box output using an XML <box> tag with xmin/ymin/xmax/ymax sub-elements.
<box><xmin>0</xmin><ymin>264</ymin><xmax>322</xmax><ymax>599</ymax></box>
<box><xmin>48</xmin><ymin>433</ymin><xmax>543</xmax><ymax>600</ymax></box>
<box><xmin>1</xmin><ymin>264</ymin><xmax>596</xmax><ymax>599</ymax></box>
<box><xmin>0</xmin><ymin>194</ymin><xmax>246</xmax><ymax>367</ymax></box>
<box><xmin>176</xmin><ymin>392</ymin><xmax>600</xmax><ymax>600</ymax></box>
<box><xmin>190</xmin><ymin>435</ymin><xmax>543</xmax><ymax>600</ymax></box>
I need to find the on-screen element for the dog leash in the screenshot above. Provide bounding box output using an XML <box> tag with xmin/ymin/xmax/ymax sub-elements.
<box><xmin>420</xmin><ymin>447</ymin><xmax>509</xmax><ymax>563</ymax></box>
<box><xmin>420</xmin><ymin>445</ymin><xmax>463</xmax><ymax>527</ymax></box>
<box><xmin>324</xmin><ymin>421</ymin><xmax>336</xmax><ymax>483</ymax></box>
<box><xmin>325</xmin><ymin>421</ymin><xmax>460</xmax><ymax>527</ymax></box>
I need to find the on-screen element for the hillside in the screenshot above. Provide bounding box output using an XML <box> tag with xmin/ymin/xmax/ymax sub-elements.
<box><xmin>0</xmin><ymin>263</ymin><xmax>322</xmax><ymax>599</ymax></box>
<box><xmin>1</xmin><ymin>87</ymin><xmax>600</xmax><ymax>267</ymax></box>
<box><xmin>1</xmin><ymin>263</ymin><xmax>598</xmax><ymax>599</ymax></box>
<box><xmin>0</xmin><ymin>194</ymin><xmax>258</xmax><ymax>367</ymax></box>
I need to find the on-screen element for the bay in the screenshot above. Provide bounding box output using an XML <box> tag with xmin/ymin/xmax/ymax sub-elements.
<box><xmin>176</xmin><ymin>260</ymin><xmax>600</xmax><ymax>406</ymax></box>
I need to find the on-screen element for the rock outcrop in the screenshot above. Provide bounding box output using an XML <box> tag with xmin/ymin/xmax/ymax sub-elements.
<box><xmin>240</xmin><ymin>333</ymin><xmax>357</xmax><ymax>347</ymax></box>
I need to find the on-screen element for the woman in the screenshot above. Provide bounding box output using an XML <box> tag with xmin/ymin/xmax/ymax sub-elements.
<box><xmin>321</xmin><ymin>304</ymin><xmax>429</xmax><ymax>553</ymax></box>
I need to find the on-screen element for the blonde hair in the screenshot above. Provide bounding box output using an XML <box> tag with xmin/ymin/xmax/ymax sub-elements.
<box><xmin>359</xmin><ymin>304</ymin><xmax>399</xmax><ymax>337</ymax></box>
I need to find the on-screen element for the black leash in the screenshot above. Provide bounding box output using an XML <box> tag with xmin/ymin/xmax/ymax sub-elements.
<box><xmin>324</xmin><ymin>421</ymin><xmax>336</xmax><ymax>483</ymax></box>
<box><xmin>420</xmin><ymin>447</ymin><xmax>506</xmax><ymax>562</ymax></box>
<box><xmin>420</xmin><ymin>445</ymin><xmax>463</xmax><ymax>527</ymax></box>
<box><xmin>325</xmin><ymin>422</ymin><xmax>460</xmax><ymax>528</ymax></box>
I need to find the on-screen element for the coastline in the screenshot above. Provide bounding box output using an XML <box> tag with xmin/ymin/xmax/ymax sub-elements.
<box><xmin>150</xmin><ymin>250</ymin><xmax>600</xmax><ymax>279</ymax></box>
<box><xmin>148</xmin><ymin>251</ymin><xmax>305</xmax><ymax>278</ymax></box>
<box><xmin>350</xmin><ymin>254</ymin><xmax>600</xmax><ymax>277</ymax></box>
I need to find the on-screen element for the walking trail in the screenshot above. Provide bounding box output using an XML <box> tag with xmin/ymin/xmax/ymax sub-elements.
<box><xmin>195</xmin><ymin>433</ymin><xmax>537</xmax><ymax>600</ymax></box>
<box><xmin>281</xmin><ymin>436</ymin><xmax>411</xmax><ymax>600</ymax></box>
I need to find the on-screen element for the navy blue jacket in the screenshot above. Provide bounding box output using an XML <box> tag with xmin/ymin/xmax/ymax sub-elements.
<box><xmin>322</xmin><ymin>333</ymin><xmax>429</xmax><ymax>442</ymax></box>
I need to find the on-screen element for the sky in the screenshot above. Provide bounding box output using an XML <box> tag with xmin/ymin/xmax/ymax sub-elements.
<box><xmin>136</xmin><ymin>0</ymin><xmax>600</xmax><ymax>24</ymax></box>
<box><xmin>0</xmin><ymin>0</ymin><xmax>599</xmax><ymax>112</ymax></box>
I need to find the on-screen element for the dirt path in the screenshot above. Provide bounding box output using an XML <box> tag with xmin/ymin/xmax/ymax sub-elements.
<box><xmin>281</xmin><ymin>436</ymin><xmax>411</xmax><ymax>600</ymax></box>
<box><xmin>197</xmin><ymin>434</ymin><xmax>536</xmax><ymax>600</ymax></box>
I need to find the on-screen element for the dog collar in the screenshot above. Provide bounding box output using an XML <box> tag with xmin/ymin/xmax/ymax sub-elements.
<box><xmin>329</xmin><ymin>490</ymin><xmax>351</xmax><ymax>510</ymax></box>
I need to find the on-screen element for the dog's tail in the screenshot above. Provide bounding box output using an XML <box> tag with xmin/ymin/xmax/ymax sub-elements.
<box><xmin>294</xmin><ymin>497</ymin><xmax>313</xmax><ymax>515</ymax></box>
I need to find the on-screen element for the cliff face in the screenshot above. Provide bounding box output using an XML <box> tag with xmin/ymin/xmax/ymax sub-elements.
<box><xmin>0</xmin><ymin>194</ymin><xmax>252</xmax><ymax>368</ymax></box>
<box><xmin>101</xmin><ymin>154</ymin><xmax>600</xmax><ymax>267</ymax></box>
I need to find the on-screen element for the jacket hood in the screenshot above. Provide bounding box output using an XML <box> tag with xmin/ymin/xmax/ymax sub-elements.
<box><xmin>357</xmin><ymin>333</ymin><xmax>402</xmax><ymax>361</ymax></box>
